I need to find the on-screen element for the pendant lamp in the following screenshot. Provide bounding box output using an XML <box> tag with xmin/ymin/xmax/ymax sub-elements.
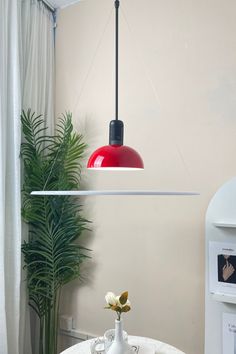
<box><xmin>31</xmin><ymin>0</ymin><xmax>199</xmax><ymax>196</ymax></box>
<box><xmin>87</xmin><ymin>0</ymin><xmax>144</xmax><ymax>170</ymax></box>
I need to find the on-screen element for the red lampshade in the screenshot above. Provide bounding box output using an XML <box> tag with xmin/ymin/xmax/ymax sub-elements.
<box><xmin>87</xmin><ymin>144</ymin><xmax>144</xmax><ymax>170</ymax></box>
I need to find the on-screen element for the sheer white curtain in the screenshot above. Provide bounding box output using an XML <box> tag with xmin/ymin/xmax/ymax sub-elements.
<box><xmin>20</xmin><ymin>2</ymin><xmax>55</xmax><ymax>354</ymax></box>
<box><xmin>0</xmin><ymin>0</ymin><xmax>55</xmax><ymax>353</ymax></box>
<box><xmin>21</xmin><ymin>0</ymin><xmax>55</xmax><ymax>132</ymax></box>
<box><xmin>0</xmin><ymin>0</ymin><xmax>22</xmax><ymax>353</ymax></box>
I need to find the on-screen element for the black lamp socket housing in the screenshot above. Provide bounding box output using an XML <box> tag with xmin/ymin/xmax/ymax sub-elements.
<box><xmin>109</xmin><ymin>120</ymin><xmax>124</xmax><ymax>145</ymax></box>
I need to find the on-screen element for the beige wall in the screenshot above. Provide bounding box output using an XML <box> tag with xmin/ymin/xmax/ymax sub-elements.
<box><xmin>55</xmin><ymin>1</ymin><xmax>236</xmax><ymax>353</ymax></box>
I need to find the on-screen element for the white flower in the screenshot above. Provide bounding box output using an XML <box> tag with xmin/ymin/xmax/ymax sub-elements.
<box><xmin>105</xmin><ymin>292</ymin><xmax>117</xmax><ymax>306</ymax></box>
<box><xmin>104</xmin><ymin>291</ymin><xmax>131</xmax><ymax>320</ymax></box>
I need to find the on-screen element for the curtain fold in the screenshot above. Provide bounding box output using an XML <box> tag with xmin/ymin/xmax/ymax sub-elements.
<box><xmin>21</xmin><ymin>0</ymin><xmax>55</xmax><ymax>133</ymax></box>
<box><xmin>0</xmin><ymin>1</ymin><xmax>55</xmax><ymax>353</ymax></box>
<box><xmin>0</xmin><ymin>0</ymin><xmax>22</xmax><ymax>353</ymax></box>
<box><xmin>20</xmin><ymin>2</ymin><xmax>55</xmax><ymax>354</ymax></box>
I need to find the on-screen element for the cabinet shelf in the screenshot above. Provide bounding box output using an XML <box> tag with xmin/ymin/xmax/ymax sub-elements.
<box><xmin>31</xmin><ymin>190</ymin><xmax>199</xmax><ymax>196</ymax></box>
<box><xmin>212</xmin><ymin>293</ymin><xmax>236</xmax><ymax>304</ymax></box>
<box><xmin>213</xmin><ymin>222</ymin><xmax>236</xmax><ymax>228</ymax></box>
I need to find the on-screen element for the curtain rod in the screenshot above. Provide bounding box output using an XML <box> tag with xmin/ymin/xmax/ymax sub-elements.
<box><xmin>39</xmin><ymin>0</ymin><xmax>55</xmax><ymax>13</ymax></box>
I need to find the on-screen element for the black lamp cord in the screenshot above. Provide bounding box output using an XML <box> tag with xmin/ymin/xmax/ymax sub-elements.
<box><xmin>109</xmin><ymin>0</ymin><xmax>124</xmax><ymax>145</ymax></box>
<box><xmin>115</xmin><ymin>0</ymin><xmax>119</xmax><ymax>121</ymax></box>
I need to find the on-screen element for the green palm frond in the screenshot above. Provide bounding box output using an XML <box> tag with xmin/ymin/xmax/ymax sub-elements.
<box><xmin>21</xmin><ymin>110</ymin><xmax>91</xmax><ymax>354</ymax></box>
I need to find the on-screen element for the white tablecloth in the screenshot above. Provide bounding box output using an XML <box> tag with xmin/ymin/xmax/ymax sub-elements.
<box><xmin>60</xmin><ymin>335</ymin><xmax>185</xmax><ymax>354</ymax></box>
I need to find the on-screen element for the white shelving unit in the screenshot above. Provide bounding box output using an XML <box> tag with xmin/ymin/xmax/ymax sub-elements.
<box><xmin>205</xmin><ymin>177</ymin><xmax>236</xmax><ymax>354</ymax></box>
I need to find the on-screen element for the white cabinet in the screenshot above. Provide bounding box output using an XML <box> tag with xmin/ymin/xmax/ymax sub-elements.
<box><xmin>205</xmin><ymin>177</ymin><xmax>236</xmax><ymax>354</ymax></box>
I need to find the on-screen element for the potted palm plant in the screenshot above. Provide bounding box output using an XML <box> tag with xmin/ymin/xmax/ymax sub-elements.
<box><xmin>21</xmin><ymin>109</ymin><xmax>90</xmax><ymax>354</ymax></box>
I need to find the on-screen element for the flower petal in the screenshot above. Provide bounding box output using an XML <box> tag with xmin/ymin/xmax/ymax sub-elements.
<box><xmin>105</xmin><ymin>292</ymin><xmax>117</xmax><ymax>306</ymax></box>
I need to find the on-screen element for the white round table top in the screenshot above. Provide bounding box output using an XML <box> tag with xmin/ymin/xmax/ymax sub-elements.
<box><xmin>60</xmin><ymin>335</ymin><xmax>185</xmax><ymax>354</ymax></box>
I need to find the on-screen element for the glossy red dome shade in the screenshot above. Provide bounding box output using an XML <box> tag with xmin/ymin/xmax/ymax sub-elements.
<box><xmin>87</xmin><ymin>144</ymin><xmax>144</xmax><ymax>170</ymax></box>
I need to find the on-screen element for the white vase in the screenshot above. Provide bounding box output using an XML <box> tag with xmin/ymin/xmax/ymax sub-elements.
<box><xmin>106</xmin><ymin>319</ymin><xmax>133</xmax><ymax>354</ymax></box>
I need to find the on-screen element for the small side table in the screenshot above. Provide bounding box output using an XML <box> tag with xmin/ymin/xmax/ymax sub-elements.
<box><xmin>60</xmin><ymin>335</ymin><xmax>185</xmax><ymax>354</ymax></box>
